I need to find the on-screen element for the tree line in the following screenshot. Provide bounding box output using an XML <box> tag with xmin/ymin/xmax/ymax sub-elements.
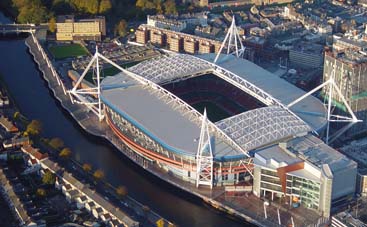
<box><xmin>136</xmin><ymin>0</ymin><xmax>177</xmax><ymax>15</ymax></box>
<box><xmin>1</xmin><ymin>0</ymin><xmax>113</xmax><ymax>24</ymax></box>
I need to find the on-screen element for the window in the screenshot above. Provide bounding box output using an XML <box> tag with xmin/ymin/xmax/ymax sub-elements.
<box><xmin>222</xmin><ymin>170</ymin><xmax>228</xmax><ymax>181</ymax></box>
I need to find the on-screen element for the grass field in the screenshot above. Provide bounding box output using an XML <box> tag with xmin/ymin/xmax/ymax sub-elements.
<box><xmin>192</xmin><ymin>101</ymin><xmax>230</xmax><ymax>122</ymax></box>
<box><xmin>84</xmin><ymin>61</ymin><xmax>140</xmax><ymax>83</ymax></box>
<box><xmin>49</xmin><ymin>44</ymin><xmax>89</xmax><ymax>60</ymax></box>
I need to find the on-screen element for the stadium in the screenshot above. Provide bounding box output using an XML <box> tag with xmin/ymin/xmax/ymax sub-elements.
<box><xmin>98</xmin><ymin>53</ymin><xmax>329</xmax><ymax>188</ymax></box>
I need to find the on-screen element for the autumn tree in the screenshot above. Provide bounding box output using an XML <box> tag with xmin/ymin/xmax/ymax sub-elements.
<box><xmin>42</xmin><ymin>170</ymin><xmax>56</xmax><ymax>185</ymax></box>
<box><xmin>36</xmin><ymin>188</ymin><xmax>46</xmax><ymax>197</ymax></box>
<box><xmin>48</xmin><ymin>137</ymin><xmax>64</xmax><ymax>150</ymax></box>
<box><xmin>13</xmin><ymin>112</ymin><xmax>20</xmax><ymax>120</ymax></box>
<box><xmin>136</xmin><ymin>0</ymin><xmax>155</xmax><ymax>10</ymax></box>
<box><xmin>48</xmin><ymin>16</ymin><xmax>56</xmax><ymax>33</ymax></box>
<box><xmin>86</xmin><ymin>0</ymin><xmax>99</xmax><ymax>14</ymax></box>
<box><xmin>115</xmin><ymin>19</ymin><xmax>128</xmax><ymax>37</ymax></box>
<box><xmin>116</xmin><ymin>185</ymin><xmax>128</xmax><ymax>198</ymax></box>
<box><xmin>154</xmin><ymin>0</ymin><xmax>163</xmax><ymax>14</ymax></box>
<box><xmin>99</xmin><ymin>0</ymin><xmax>112</xmax><ymax>13</ymax></box>
<box><xmin>93</xmin><ymin>169</ymin><xmax>105</xmax><ymax>181</ymax></box>
<box><xmin>164</xmin><ymin>0</ymin><xmax>177</xmax><ymax>15</ymax></box>
<box><xmin>16</xmin><ymin>0</ymin><xmax>50</xmax><ymax>24</ymax></box>
<box><xmin>59</xmin><ymin>147</ymin><xmax>71</xmax><ymax>159</ymax></box>
<box><xmin>82</xmin><ymin>163</ymin><xmax>92</xmax><ymax>173</ymax></box>
<box><xmin>26</xmin><ymin>120</ymin><xmax>42</xmax><ymax>136</ymax></box>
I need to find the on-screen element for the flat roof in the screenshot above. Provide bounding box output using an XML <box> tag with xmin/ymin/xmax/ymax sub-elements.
<box><xmin>101</xmin><ymin>73</ymin><xmax>243</xmax><ymax>160</ymax></box>
<box><xmin>287</xmin><ymin>135</ymin><xmax>356</xmax><ymax>173</ymax></box>
<box><xmin>198</xmin><ymin>54</ymin><xmax>327</xmax><ymax>132</ymax></box>
<box><xmin>254</xmin><ymin>145</ymin><xmax>301</xmax><ymax>169</ymax></box>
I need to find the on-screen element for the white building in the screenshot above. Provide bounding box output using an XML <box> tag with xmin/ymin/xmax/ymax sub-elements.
<box><xmin>76</xmin><ymin>195</ymin><xmax>89</xmax><ymax>209</ymax></box>
<box><xmin>253</xmin><ymin>135</ymin><xmax>357</xmax><ymax>217</ymax></box>
<box><xmin>85</xmin><ymin>201</ymin><xmax>97</xmax><ymax>212</ymax></box>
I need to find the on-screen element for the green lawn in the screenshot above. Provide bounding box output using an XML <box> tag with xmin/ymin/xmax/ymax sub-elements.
<box><xmin>49</xmin><ymin>44</ymin><xmax>89</xmax><ymax>60</ymax></box>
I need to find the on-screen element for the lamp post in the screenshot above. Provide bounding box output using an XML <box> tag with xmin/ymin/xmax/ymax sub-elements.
<box><xmin>263</xmin><ymin>200</ymin><xmax>269</xmax><ymax>219</ymax></box>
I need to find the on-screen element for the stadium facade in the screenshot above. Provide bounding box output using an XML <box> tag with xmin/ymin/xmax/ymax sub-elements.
<box><xmin>97</xmin><ymin>53</ymin><xmax>357</xmax><ymax>217</ymax></box>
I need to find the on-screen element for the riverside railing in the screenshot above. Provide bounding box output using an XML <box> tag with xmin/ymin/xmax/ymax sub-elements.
<box><xmin>30</xmin><ymin>31</ymin><xmax>67</xmax><ymax>95</ymax></box>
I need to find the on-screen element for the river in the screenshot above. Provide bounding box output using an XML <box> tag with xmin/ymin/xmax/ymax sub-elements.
<box><xmin>0</xmin><ymin>12</ymin><xmax>252</xmax><ymax>227</ymax></box>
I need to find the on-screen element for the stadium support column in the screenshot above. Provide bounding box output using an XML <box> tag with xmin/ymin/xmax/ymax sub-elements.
<box><xmin>196</xmin><ymin>109</ymin><xmax>214</xmax><ymax>189</ymax></box>
<box><xmin>68</xmin><ymin>47</ymin><xmax>105</xmax><ymax>121</ymax></box>
<box><xmin>214</xmin><ymin>16</ymin><xmax>245</xmax><ymax>63</ymax></box>
<box><xmin>286</xmin><ymin>61</ymin><xmax>361</xmax><ymax>144</ymax></box>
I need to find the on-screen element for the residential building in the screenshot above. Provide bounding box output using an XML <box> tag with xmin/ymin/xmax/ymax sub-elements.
<box><xmin>323</xmin><ymin>49</ymin><xmax>367</xmax><ymax>135</ymax></box>
<box><xmin>289</xmin><ymin>42</ymin><xmax>324</xmax><ymax>69</ymax></box>
<box><xmin>253</xmin><ymin>0</ymin><xmax>294</xmax><ymax>4</ymax></box>
<box><xmin>136</xmin><ymin>27</ymin><xmax>150</xmax><ymax>44</ymax></box>
<box><xmin>147</xmin><ymin>15</ymin><xmax>187</xmax><ymax>32</ymax></box>
<box><xmin>135</xmin><ymin>25</ymin><xmax>222</xmax><ymax>54</ymax></box>
<box><xmin>0</xmin><ymin>116</ymin><xmax>18</xmax><ymax>133</ymax></box>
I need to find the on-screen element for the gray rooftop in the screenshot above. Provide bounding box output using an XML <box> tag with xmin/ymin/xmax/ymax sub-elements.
<box><xmin>101</xmin><ymin>74</ymin><xmax>242</xmax><ymax>160</ymax></box>
<box><xmin>287</xmin><ymin>135</ymin><xmax>356</xmax><ymax>173</ymax></box>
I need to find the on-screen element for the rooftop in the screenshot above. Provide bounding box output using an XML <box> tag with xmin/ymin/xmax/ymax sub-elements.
<box><xmin>100</xmin><ymin>73</ymin><xmax>241</xmax><ymax>160</ymax></box>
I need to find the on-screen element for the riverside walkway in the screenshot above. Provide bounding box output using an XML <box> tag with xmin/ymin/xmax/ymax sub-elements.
<box><xmin>25</xmin><ymin>31</ymin><xmax>328</xmax><ymax>227</ymax></box>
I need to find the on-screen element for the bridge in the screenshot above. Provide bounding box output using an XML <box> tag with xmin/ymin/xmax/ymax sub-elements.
<box><xmin>0</xmin><ymin>23</ymin><xmax>47</xmax><ymax>34</ymax></box>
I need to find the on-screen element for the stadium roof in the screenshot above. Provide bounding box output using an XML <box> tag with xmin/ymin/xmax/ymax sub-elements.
<box><xmin>98</xmin><ymin>53</ymin><xmax>328</xmax><ymax>160</ymax></box>
<box><xmin>127</xmin><ymin>53</ymin><xmax>327</xmax><ymax>132</ymax></box>
<box><xmin>216</xmin><ymin>106</ymin><xmax>311</xmax><ymax>152</ymax></box>
<box><xmin>100</xmin><ymin>74</ymin><xmax>243</xmax><ymax>161</ymax></box>
<box><xmin>198</xmin><ymin>54</ymin><xmax>327</xmax><ymax>131</ymax></box>
<box><xmin>128</xmin><ymin>54</ymin><xmax>212</xmax><ymax>84</ymax></box>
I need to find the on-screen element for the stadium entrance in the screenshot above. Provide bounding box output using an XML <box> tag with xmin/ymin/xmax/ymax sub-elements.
<box><xmin>162</xmin><ymin>74</ymin><xmax>265</xmax><ymax>122</ymax></box>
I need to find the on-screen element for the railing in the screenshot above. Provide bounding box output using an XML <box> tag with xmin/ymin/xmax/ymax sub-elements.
<box><xmin>30</xmin><ymin>32</ymin><xmax>67</xmax><ymax>95</ymax></box>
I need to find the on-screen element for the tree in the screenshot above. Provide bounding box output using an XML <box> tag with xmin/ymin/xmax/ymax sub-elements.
<box><xmin>86</xmin><ymin>0</ymin><xmax>99</xmax><ymax>14</ymax></box>
<box><xmin>115</xmin><ymin>19</ymin><xmax>128</xmax><ymax>37</ymax></box>
<box><xmin>48</xmin><ymin>137</ymin><xmax>64</xmax><ymax>150</ymax></box>
<box><xmin>99</xmin><ymin>0</ymin><xmax>112</xmax><ymax>13</ymax></box>
<box><xmin>136</xmin><ymin>0</ymin><xmax>155</xmax><ymax>10</ymax></box>
<box><xmin>42</xmin><ymin>170</ymin><xmax>56</xmax><ymax>185</ymax></box>
<box><xmin>156</xmin><ymin>218</ymin><xmax>164</xmax><ymax>227</ymax></box>
<box><xmin>52</xmin><ymin>0</ymin><xmax>73</xmax><ymax>14</ymax></box>
<box><xmin>136</xmin><ymin>0</ymin><xmax>147</xmax><ymax>8</ymax></box>
<box><xmin>16</xmin><ymin>0</ymin><xmax>50</xmax><ymax>24</ymax></box>
<box><xmin>154</xmin><ymin>0</ymin><xmax>163</xmax><ymax>14</ymax></box>
<box><xmin>48</xmin><ymin>16</ymin><xmax>56</xmax><ymax>33</ymax></box>
<box><xmin>163</xmin><ymin>0</ymin><xmax>177</xmax><ymax>15</ymax></box>
<box><xmin>26</xmin><ymin>120</ymin><xmax>42</xmax><ymax>136</ymax></box>
<box><xmin>82</xmin><ymin>163</ymin><xmax>92</xmax><ymax>173</ymax></box>
<box><xmin>116</xmin><ymin>185</ymin><xmax>128</xmax><ymax>198</ymax></box>
<box><xmin>93</xmin><ymin>169</ymin><xmax>105</xmax><ymax>181</ymax></box>
<box><xmin>13</xmin><ymin>111</ymin><xmax>20</xmax><ymax>120</ymax></box>
<box><xmin>36</xmin><ymin>188</ymin><xmax>46</xmax><ymax>197</ymax></box>
<box><xmin>59</xmin><ymin>147</ymin><xmax>71</xmax><ymax>159</ymax></box>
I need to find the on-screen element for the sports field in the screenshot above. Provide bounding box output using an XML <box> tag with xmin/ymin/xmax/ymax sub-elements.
<box><xmin>49</xmin><ymin>44</ymin><xmax>89</xmax><ymax>60</ymax></box>
<box><xmin>192</xmin><ymin>101</ymin><xmax>230</xmax><ymax>122</ymax></box>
